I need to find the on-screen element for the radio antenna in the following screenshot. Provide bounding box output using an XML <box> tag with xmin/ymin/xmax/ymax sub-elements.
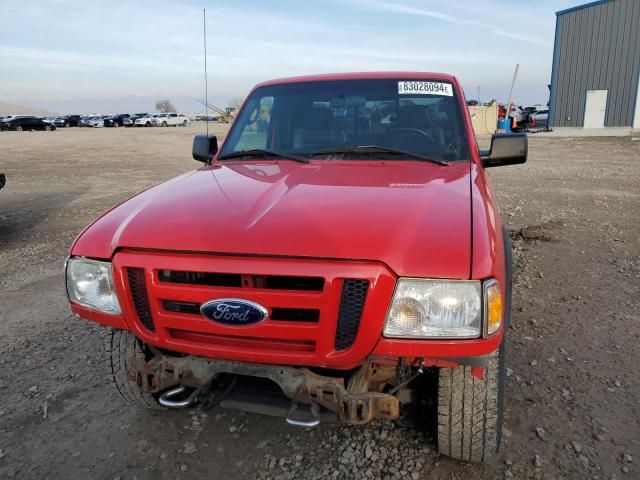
<box><xmin>203</xmin><ymin>8</ymin><xmax>209</xmax><ymax>136</ymax></box>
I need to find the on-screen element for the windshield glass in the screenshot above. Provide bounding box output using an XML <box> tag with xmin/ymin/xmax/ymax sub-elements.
<box><xmin>219</xmin><ymin>78</ymin><xmax>470</xmax><ymax>162</ymax></box>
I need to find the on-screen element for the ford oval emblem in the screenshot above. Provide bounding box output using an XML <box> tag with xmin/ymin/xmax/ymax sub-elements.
<box><xmin>200</xmin><ymin>298</ymin><xmax>268</xmax><ymax>326</ymax></box>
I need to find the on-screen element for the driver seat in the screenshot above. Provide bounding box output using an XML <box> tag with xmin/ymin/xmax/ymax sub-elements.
<box><xmin>396</xmin><ymin>105</ymin><xmax>445</xmax><ymax>146</ymax></box>
<box><xmin>293</xmin><ymin>108</ymin><xmax>336</xmax><ymax>149</ymax></box>
<box><xmin>398</xmin><ymin>105</ymin><xmax>432</xmax><ymax>130</ymax></box>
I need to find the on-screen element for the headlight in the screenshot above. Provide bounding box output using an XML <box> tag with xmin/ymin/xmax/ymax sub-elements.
<box><xmin>66</xmin><ymin>257</ymin><xmax>121</xmax><ymax>314</ymax></box>
<box><xmin>384</xmin><ymin>279</ymin><xmax>483</xmax><ymax>338</ymax></box>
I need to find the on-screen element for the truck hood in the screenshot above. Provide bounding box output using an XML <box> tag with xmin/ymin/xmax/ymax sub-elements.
<box><xmin>72</xmin><ymin>160</ymin><xmax>472</xmax><ymax>278</ymax></box>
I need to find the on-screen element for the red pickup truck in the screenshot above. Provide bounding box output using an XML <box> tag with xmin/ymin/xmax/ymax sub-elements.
<box><xmin>65</xmin><ymin>72</ymin><xmax>526</xmax><ymax>463</ymax></box>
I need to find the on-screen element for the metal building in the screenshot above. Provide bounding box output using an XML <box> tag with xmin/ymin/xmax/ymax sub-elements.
<box><xmin>549</xmin><ymin>0</ymin><xmax>640</xmax><ymax>129</ymax></box>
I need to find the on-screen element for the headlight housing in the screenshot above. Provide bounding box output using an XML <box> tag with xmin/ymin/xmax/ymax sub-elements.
<box><xmin>383</xmin><ymin>279</ymin><xmax>501</xmax><ymax>339</ymax></box>
<box><xmin>65</xmin><ymin>257</ymin><xmax>121</xmax><ymax>314</ymax></box>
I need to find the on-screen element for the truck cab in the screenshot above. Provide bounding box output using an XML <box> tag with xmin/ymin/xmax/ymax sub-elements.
<box><xmin>65</xmin><ymin>72</ymin><xmax>526</xmax><ymax>463</ymax></box>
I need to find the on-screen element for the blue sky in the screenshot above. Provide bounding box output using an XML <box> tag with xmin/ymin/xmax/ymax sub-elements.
<box><xmin>0</xmin><ymin>0</ymin><xmax>588</xmax><ymax>111</ymax></box>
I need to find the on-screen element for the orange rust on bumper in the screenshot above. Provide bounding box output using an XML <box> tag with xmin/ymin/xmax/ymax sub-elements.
<box><xmin>127</xmin><ymin>350</ymin><xmax>400</xmax><ymax>425</ymax></box>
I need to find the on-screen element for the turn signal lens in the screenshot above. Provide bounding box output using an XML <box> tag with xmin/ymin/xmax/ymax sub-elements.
<box><xmin>485</xmin><ymin>281</ymin><xmax>503</xmax><ymax>335</ymax></box>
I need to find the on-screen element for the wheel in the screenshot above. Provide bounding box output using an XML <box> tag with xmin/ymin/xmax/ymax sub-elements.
<box><xmin>45</xmin><ymin>125</ymin><xmax>51</xmax><ymax>131</ymax></box>
<box><xmin>182</xmin><ymin>120</ymin><xmax>188</xmax><ymax>127</ymax></box>
<box><xmin>106</xmin><ymin>329</ymin><xmax>166</xmax><ymax>410</ymax></box>
<box><xmin>162</xmin><ymin>121</ymin><xmax>167</xmax><ymax>127</ymax></box>
<box><xmin>114</xmin><ymin>122</ymin><xmax>119</xmax><ymax>128</ymax></box>
<box><xmin>16</xmin><ymin>126</ymin><xmax>22</xmax><ymax>132</ymax></box>
<box><xmin>145</xmin><ymin>122</ymin><xmax>151</xmax><ymax>127</ymax></box>
<box><xmin>437</xmin><ymin>341</ymin><xmax>506</xmax><ymax>463</ymax></box>
<box><xmin>65</xmin><ymin>123</ymin><xmax>70</xmax><ymax>128</ymax></box>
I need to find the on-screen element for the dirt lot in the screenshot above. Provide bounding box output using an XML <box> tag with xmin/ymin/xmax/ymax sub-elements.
<box><xmin>0</xmin><ymin>126</ymin><xmax>638</xmax><ymax>480</ymax></box>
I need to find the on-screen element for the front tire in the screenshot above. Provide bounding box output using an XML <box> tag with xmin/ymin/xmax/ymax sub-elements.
<box><xmin>162</xmin><ymin>121</ymin><xmax>167</xmax><ymax>127</ymax></box>
<box><xmin>437</xmin><ymin>342</ymin><xmax>505</xmax><ymax>463</ymax></box>
<box><xmin>106</xmin><ymin>329</ymin><xmax>165</xmax><ymax>410</ymax></box>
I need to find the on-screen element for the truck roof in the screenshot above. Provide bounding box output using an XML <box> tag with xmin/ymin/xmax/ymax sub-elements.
<box><xmin>256</xmin><ymin>72</ymin><xmax>458</xmax><ymax>88</ymax></box>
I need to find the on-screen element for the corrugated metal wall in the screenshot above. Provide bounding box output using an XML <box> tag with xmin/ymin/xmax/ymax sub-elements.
<box><xmin>550</xmin><ymin>0</ymin><xmax>640</xmax><ymax>127</ymax></box>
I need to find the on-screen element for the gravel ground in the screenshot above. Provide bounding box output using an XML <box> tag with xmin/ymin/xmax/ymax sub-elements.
<box><xmin>0</xmin><ymin>126</ymin><xmax>638</xmax><ymax>479</ymax></box>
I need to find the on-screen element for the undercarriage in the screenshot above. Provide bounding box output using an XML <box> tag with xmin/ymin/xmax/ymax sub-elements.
<box><xmin>128</xmin><ymin>346</ymin><xmax>409</xmax><ymax>425</ymax></box>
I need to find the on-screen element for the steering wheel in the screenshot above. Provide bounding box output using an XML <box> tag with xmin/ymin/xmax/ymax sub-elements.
<box><xmin>389</xmin><ymin>127</ymin><xmax>432</xmax><ymax>139</ymax></box>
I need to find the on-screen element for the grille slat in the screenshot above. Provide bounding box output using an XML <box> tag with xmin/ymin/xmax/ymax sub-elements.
<box><xmin>335</xmin><ymin>279</ymin><xmax>369</xmax><ymax>350</ymax></box>
<box><xmin>159</xmin><ymin>270</ymin><xmax>324</xmax><ymax>292</ymax></box>
<box><xmin>127</xmin><ymin>268</ymin><xmax>155</xmax><ymax>332</ymax></box>
<box><xmin>161</xmin><ymin>300</ymin><xmax>320</xmax><ymax>323</ymax></box>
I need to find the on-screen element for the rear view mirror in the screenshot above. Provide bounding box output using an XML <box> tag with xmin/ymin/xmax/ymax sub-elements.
<box><xmin>192</xmin><ymin>135</ymin><xmax>218</xmax><ymax>163</ymax></box>
<box><xmin>480</xmin><ymin>133</ymin><xmax>527</xmax><ymax>168</ymax></box>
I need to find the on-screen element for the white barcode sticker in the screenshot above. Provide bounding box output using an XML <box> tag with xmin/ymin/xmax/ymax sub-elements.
<box><xmin>398</xmin><ymin>81</ymin><xmax>453</xmax><ymax>96</ymax></box>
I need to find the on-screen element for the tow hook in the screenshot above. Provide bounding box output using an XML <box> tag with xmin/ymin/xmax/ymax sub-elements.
<box><xmin>158</xmin><ymin>386</ymin><xmax>201</xmax><ymax>408</ymax></box>
<box><xmin>285</xmin><ymin>402</ymin><xmax>321</xmax><ymax>428</ymax></box>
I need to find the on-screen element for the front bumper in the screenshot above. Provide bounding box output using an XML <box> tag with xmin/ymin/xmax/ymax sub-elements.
<box><xmin>69</xmin><ymin>250</ymin><xmax>503</xmax><ymax>370</ymax></box>
<box><xmin>129</xmin><ymin>352</ymin><xmax>400</xmax><ymax>424</ymax></box>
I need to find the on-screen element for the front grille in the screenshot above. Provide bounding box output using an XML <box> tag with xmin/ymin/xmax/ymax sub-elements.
<box><xmin>116</xmin><ymin>251</ymin><xmax>395</xmax><ymax>368</ymax></box>
<box><xmin>162</xmin><ymin>300</ymin><xmax>201</xmax><ymax>315</ymax></box>
<box><xmin>126</xmin><ymin>268</ymin><xmax>155</xmax><ymax>332</ymax></box>
<box><xmin>335</xmin><ymin>279</ymin><xmax>369</xmax><ymax>350</ymax></box>
<box><xmin>159</xmin><ymin>270</ymin><xmax>324</xmax><ymax>292</ymax></box>
<box><xmin>270</xmin><ymin>308</ymin><xmax>319</xmax><ymax>322</ymax></box>
<box><xmin>162</xmin><ymin>300</ymin><xmax>320</xmax><ymax>323</ymax></box>
<box><xmin>168</xmin><ymin>329</ymin><xmax>315</xmax><ymax>353</ymax></box>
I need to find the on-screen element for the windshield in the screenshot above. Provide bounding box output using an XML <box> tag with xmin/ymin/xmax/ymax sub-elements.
<box><xmin>219</xmin><ymin>78</ymin><xmax>470</xmax><ymax>162</ymax></box>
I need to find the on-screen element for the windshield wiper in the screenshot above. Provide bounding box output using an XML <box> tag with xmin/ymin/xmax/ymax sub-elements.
<box><xmin>218</xmin><ymin>149</ymin><xmax>309</xmax><ymax>163</ymax></box>
<box><xmin>310</xmin><ymin>145</ymin><xmax>448</xmax><ymax>165</ymax></box>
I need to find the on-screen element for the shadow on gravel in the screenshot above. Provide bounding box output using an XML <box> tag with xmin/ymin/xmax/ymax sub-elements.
<box><xmin>0</xmin><ymin>188</ymin><xmax>85</xmax><ymax>247</ymax></box>
<box><xmin>407</xmin><ymin>367</ymin><xmax>439</xmax><ymax>443</ymax></box>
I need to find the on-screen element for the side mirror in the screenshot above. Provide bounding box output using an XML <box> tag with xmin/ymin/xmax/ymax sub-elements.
<box><xmin>480</xmin><ymin>133</ymin><xmax>527</xmax><ymax>168</ymax></box>
<box><xmin>192</xmin><ymin>134</ymin><xmax>218</xmax><ymax>163</ymax></box>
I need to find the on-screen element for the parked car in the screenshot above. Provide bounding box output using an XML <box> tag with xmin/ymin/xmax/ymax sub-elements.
<box><xmin>104</xmin><ymin>114</ymin><xmax>133</xmax><ymax>128</ymax></box>
<box><xmin>529</xmin><ymin>108</ymin><xmax>549</xmax><ymax>128</ymax></box>
<box><xmin>130</xmin><ymin>113</ymin><xmax>148</xmax><ymax>122</ymax></box>
<box><xmin>151</xmin><ymin>112</ymin><xmax>190</xmax><ymax>127</ymax></box>
<box><xmin>195</xmin><ymin>114</ymin><xmax>219</xmax><ymax>122</ymax></box>
<box><xmin>1</xmin><ymin>116</ymin><xmax>56</xmax><ymax>131</ymax></box>
<box><xmin>53</xmin><ymin>116</ymin><xmax>70</xmax><ymax>128</ymax></box>
<box><xmin>508</xmin><ymin>105</ymin><xmax>527</xmax><ymax>125</ymax></box>
<box><xmin>65</xmin><ymin>72</ymin><xmax>528</xmax><ymax>464</ymax></box>
<box><xmin>78</xmin><ymin>115</ymin><xmax>95</xmax><ymax>127</ymax></box>
<box><xmin>0</xmin><ymin>174</ymin><xmax>5</xmax><ymax>191</ymax></box>
<box><xmin>66</xmin><ymin>115</ymin><xmax>82</xmax><ymax>127</ymax></box>
<box><xmin>86</xmin><ymin>116</ymin><xmax>105</xmax><ymax>128</ymax></box>
<box><xmin>1</xmin><ymin>115</ymin><xmax>30</xmax><ymax>122</ymax></box>
<box><xmin>134</xmin><ymin>114</ymin><xmax>161</xmax><ymax>127</ymax></box>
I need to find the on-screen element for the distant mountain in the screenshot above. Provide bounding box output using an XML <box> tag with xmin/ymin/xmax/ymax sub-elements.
<box><xmin>4</xmin><ymin>94</ymin><xmax>235</xmax><ymax>116</ymax></box>
<box><xmin>0</xmin><ymin>102</ymin><xmax>57</xmax><ymax>116</ymax></box>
